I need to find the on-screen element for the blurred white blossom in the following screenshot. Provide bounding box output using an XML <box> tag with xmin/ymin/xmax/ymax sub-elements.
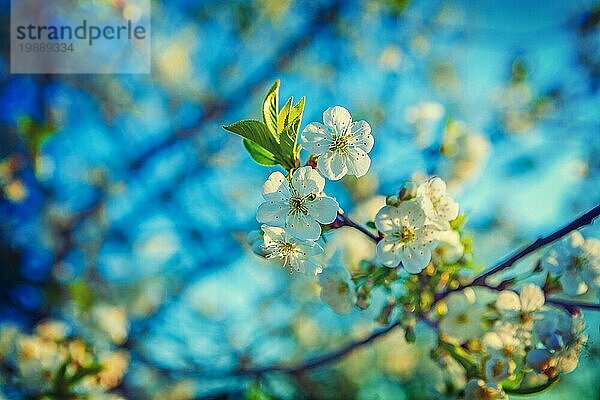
<box><xmin>318</xmin><ymin>265</ymin><xmax>357</xmax><ymax>314</ymax></box>
<box><xmin>464</xmin><ymin>378</ymin><xmax>507</xmax><ymax>400</ymax></box>
<box><xmin>541</xmin><ymin>231</ymin><xmax>600</xmax><ymax>296</ymax></box>
<box><xmin>439</xmin><ymin>288</ymin><xmax>486</xmax><ymax>342</ymax></box>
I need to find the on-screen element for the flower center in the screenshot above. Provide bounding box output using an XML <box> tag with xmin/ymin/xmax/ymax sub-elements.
<box><xmin>265</xmin><ymin>241</ymin><xmax>298</xmax><ymax>260</ymax></box>
<box><xmin>289</xmin><ymin>196</ymin><xmax>309</xmax><ymax>215</ymax></box>
<box><xmin>329</xmin><ymin>135</ymin><xmax>350</xmax><ymax>152</ymax></box>
<box><xmin>491</xmin><ymin>360</ymin><xmax>505</xmax><ymax>378</ymax></box>
<box><xmin>456</xmin><ymin>313</ymin><xmax>469</xmax><ymax>324</ymax></box>
<box><xmin>279</xmin><ymin>242</ymin><xmax>297</xmax><ymax>256</ymax></box>
<box><xmin>337</xmin><ymin>282</ymin><xmax>349</xmax><ymax>295</ymax></box>
<box><xmin>400</xmin><ymin>226</ymin><xmax>416</xmax><ymax>243</ymax></box>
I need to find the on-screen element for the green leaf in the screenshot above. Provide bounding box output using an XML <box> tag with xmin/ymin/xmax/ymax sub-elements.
<box><xmin>243</xmin><ymin>139</ymin><xmax>277</xmax><ymax>166</ymax></box>
<box><xmin>277</xmin><ymin>97</ymin><xmax>293</xmax><ymax>134</ymax></box>
<box><xmin>262</xmin><ymin>80</ymin><xmax>280</xmax><ymax>135</ymax></box>
<box><xmin>279</xmin><ymin>96</ymin><xmax>305</xmax><ymax>160</ymax></box>
<box><xmin>17</xmin><ymin>116</ymin><xmax>58</xmax><ymax>160</ymax></box>
<box><xmin>223</xmin><ymin>120</ymin><xmax>278</xmax><ymax>155</ymax></box>
<box><xmin>290</xmin><ymin>96</ymin><xmax>306</xmax><ymax>124</ymax></box>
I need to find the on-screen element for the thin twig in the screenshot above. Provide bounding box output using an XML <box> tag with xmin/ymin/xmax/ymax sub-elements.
<box><xmin>335</xmin><ymin>212</ymin><xmax>381</xmax><ymax>243</ymax></box>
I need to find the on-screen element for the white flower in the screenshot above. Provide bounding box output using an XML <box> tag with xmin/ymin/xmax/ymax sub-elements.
<box><xmin>533</xmin><ymin>312</ymin><xmax>587</xmax><ymax>374</ymax></box>
<box><xmin>496</xmin><ymin>284</ymin><xmax>545</xmax><ymax>322</ymax></box>
<box><xmin>318</xmin><ymin>265</ymin><xmax>357</xmax><ymax>315</ymax></box>
<box><xmin>261</xmin><ymin>225</ymin><xmax>323</xmax><ymax>275</ymax></box>
<box><xmin>534</xmin><ymin>311</ymin><xmax>573</xmax><ymax>351</ymax></box>
<box><xmin>256</xmin><ymin>167</ymin><xmax>339</xmax><ymax>241</ymax></box>
<box><xmin>495</xmin><ymin>284</ymin><xmax>545</xmax><ymax>346</ymax></box>
<box><xmin>434</xmin><ymin>229</ymin><xmax>464</xmax><ymax>264</ymax></box>
<box><xmin>93</xmin><ymin>305</ymin><xmax>129</xmax><ymax>345</ymax></box>
<box><xmin>374</xmin><ymin>200</ymin><xmax>438</xmax><ymax>273</ymax></box>
<box><xmin>439</xmin><ymin>289</ymin><xmax>486</xmax><ymax>342</ymax></box>
<box><xmin>483</xmin><ymin>322</ymin><xmax>525</xmax><ymax>359</ymax></box>
<box><xmin>416</xmin><ymin>177</ymin><xmax>459</xmax><ymax>230</ymax></box>
<box><xmin>485</xmin><ymin>356</ymin><xmax>515</xmax><ymax>383</ymax></box>
<box><xmin>301</xmin><ymin>106</ymin><xmax>374</xmax><ymax>180</ymax></box>
<box><xmin>541</xmin><ymin>231</ymin><xmax>600</xmax><ymax>296</ymax></box>
<box><xmin>464</xmin><ymin>379</ymin><xmax>507</xmax><ymax>400</ymax></box>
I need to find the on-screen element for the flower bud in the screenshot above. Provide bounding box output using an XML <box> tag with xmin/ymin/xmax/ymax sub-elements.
<box><xmin>386</xmin><ymin>195</ymin><xmax>399</xmax><ymax>206</ymax></box>
<box><xmin>398</xmin><ymin>182</ymin><xmax>417</xmax><ymax>201</ymax></box>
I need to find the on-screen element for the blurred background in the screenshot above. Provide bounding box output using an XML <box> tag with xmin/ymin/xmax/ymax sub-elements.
<box><xmin>0</xmin><ymin>0</ymin><xmax>599</xmax><ymax>398</ymax></box>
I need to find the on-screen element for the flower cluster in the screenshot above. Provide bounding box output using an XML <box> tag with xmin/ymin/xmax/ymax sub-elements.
<box><xmin>541</xmin><ymin>231</ymin><xmax>600</xmax><ymax>297</ymax></box>
<box><xmin>227</xmin><ymin>81</ymin><xmax>598</xmax><ymax>398</ymax></box>
<box><xmin>0</xmin><ymin>320</ymin><xmax>128</xmax><ymax>399</ymax></box>
<box><xmin>253</xmin><ymin>106</ymin><xmax>373</xmax><ymax>279</ymax></box>
<box><xmin>375</xmin><ymin>177</ymin><xmax>459</xmax><ymax>273</ymax></box>
<box><xmin>435</xmin><ymin>283</ymin><xmax>589</xmax><ymax>399</ymax></box>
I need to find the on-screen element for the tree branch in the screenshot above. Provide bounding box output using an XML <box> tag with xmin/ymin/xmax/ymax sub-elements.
<box><xmin>435</xmin><ymin>203</ymin><xmax>600</xmax><ymax>302</ymax></box>
<box><xmin>546</xmin><ymin>298</ymin><xmax>600</xmax><ymax>312</ymax></box>
<box><xmin>237</xmin><ymin>321</ymin><xmax>400</xmax><ymax>376</ymax></box>
<box><xmin>334</xmin><ymin>212</ymin><xmax>381</xmax><ymax>243</ymax></box>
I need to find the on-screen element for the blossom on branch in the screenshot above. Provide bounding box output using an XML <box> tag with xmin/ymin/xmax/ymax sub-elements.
<box><xmin>301</xmin><ymin>106</ymin><xmax>374</xmax><ymax>181</ymax></box>
<box><xmin>374</xmin><ymin>200</ymin><xmax>438</xmax><ymax>273</ymax></box>
<box><xmin>257</xmin><ymin>167</ymin><xmax>339</xmax><ymax>241</ymax></box>
<box><xmin>318</xmin><ymin>265</ymin><xmax>357</xmax><ymax>315</ymax></box>
<box><xmin>438</xmin><ymin>288</ymin><xmax>486</xmax><ymax>342</ymax></box>
<box><xmin>261</xmin><ymin>225</ymin><xmax>324</xmax><ymax>275</ymax></box>
<box><xmin>416</xmin><ymin>176</ymin><xmax>459</xmax><ymax>230</ymax></box>
<box><xmin>541</xmin><ymin>231</ymin><xmax>600</xmax><ymax>296</ymax></box>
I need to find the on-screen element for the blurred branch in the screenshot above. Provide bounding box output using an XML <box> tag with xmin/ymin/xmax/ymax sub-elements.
<box><xmin>237</xmin><ymin>321</ymin><xmax>400</xmax><ymax>376</ymax></box>
<box><xmin>546</xmin><ymin>298</ymin><xmax>600</xmax><ymax>312</ymax></box>
<box><xmin>435</xmin><ymin>203</ymin><xmax>600</xmax><ymax>302</ymax></box>
<box><xmin>129</xmin><ymin>0</ymin><xmax>341</xmax><ymax>171</ymax></box>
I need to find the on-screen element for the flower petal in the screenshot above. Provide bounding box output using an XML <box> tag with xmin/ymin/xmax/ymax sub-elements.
<box><xmin>348</xmin><ymin>120</ymin><xmax>374</xmax><ymax>152</ymax></box>
<box><xmin>397</xmin><ymin>200</ymin><xmax>426</xmax><ymax>228</ymax></box>
<box><xmin>256</xmin><ymin>201</ymin><xmax>287</xmax><ymax>226</ymax></box>
<box><xmin>318</xmin><ymin>151</ymin><xmax>348</xmax><ymax>180</ymax></box>
<box><xmin>417</xmin><ymin>177</ymin><xmax>446</xmax><ymax>202</ymax></box>
<box><xmin>286</xmin><ymin>213</ymin><xmax>321</xmax><ymax>241</ymax></box>
<box><xmin>374</xmin><ymin>206</ymin><xmax>401</xmax><ymax>234</ymax></box>
<box><xmin>261</xmin><ymin>225</ymin><xmax>285</xmax><ymax>246</ymax></box>
<box><xmin>301</xmin><ymin>122</ymin><xmax>332</xmax><ymax>154</ymax></box>
<box><xmin>293</xmin><ymin>258</ymin><xmax>322</xmax><ymax>276</ymax></box>
<box><xmin>292</xmin><ymin>166</ymin><xmax>325</xmax><ymax>195</ymax></box>
<box><xmin>400</xmin><ymin>246</ymin><xmax>431</xmax><ymax>273</ymax></box>
<box><xmin>560</xmin><ymin>270</ymin><xmax>588</xmax><ymax>296</ymax></box>
<box><xmin>376</xmin><ymin>238</ymin><xmax>401</xmax><ymax>267</ymax></box>
<box><xmin>436</xmin><ymin>196</ymin><xmax>459</xmax><ymax>222</ymax></box>
<box><xmin>263</xmin><ymin>171</ymin><xmax>290</xmax><ymax>201</ymax></box>
<box><xmin>519</xmin><ymin>284</ymin><xmax>545</xmax><ymax>312</ymax></box>
<box><xmin>496</xmin><ymin>291</ymin><xmax>521</xmax><ymax>314</ymax></box>
<box><xmin>307</xmin><ymin>196</ymin><xmax>339</xmax><ymax>224</ymax></box>
<box><xmin>344</xmin><ymin>148</ymin><xmax>371</xmax><ymax>178</ymax></box>
<box><xmin>323</xmin><ymin>106</ymin><xmax>352</xmax><ymax>136</ymax></box>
